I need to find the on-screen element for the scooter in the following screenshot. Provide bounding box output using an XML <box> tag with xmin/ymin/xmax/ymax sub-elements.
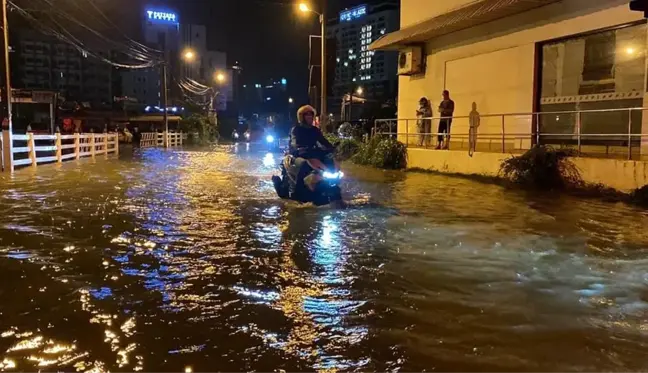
<box><xmin>272</xmin><ymin>151</ymin><xmax>344</xmax><ymax>207</ymax></box>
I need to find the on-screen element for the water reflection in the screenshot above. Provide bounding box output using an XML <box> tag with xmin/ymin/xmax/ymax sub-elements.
<box><xmin>0</xmin><ymin>148</ymin><xmax>647</xmax><ymax>371</ymax></box>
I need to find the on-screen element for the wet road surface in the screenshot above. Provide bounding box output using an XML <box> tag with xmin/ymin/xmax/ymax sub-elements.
<box><xmin>1</xmin><ymin>145</ymin><xmax>648</xmax><ymax>371</ymax></box>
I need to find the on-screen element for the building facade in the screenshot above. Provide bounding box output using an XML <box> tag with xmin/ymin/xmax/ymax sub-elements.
<box><xmin>120</xmin><ymin>8</ymin><xmax>180</xmax><ymax>107</ymax></box>
<box><xmin>372</xmin><ymin>0</ymin><xmax>648</xmax><ymax>153</ymax></box>
<box><xmin>327</xmin><ymin>2</ymin><xmax>399</xmax><ymax>119</ymax></box>
<box><xmin>12</xmin><ymin>31</ymin><xmax>113</xmax><ymax>106</ymax></box>
<box><xmin>179</xmin><ymin>24</ymin><xmax>231</xmax><ymax>110</ymax></box>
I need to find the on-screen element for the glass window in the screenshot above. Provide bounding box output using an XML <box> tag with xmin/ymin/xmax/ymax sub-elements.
<box><xmin>538</xmin><ymin>23</ymin><xmax>646</xmax><ymax>141</ymax></box>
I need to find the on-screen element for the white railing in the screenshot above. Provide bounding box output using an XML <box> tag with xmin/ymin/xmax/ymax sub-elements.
<box><xmin>374</xmin><ymin>107</ymin><xmax>648</xmax><ymax>160</ymax></box>
<box><xmin>139</xmin><ymin>131</ymin><xmax>184</xmax><ymax>148</ymax></box>
<box><xmin>2</xmin><ymin>131</ymin><xmax>119</xmax><ymax>171</ymax></box>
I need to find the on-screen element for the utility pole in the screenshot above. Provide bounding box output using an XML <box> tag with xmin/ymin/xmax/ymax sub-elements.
<box><xmin>1</xmin><ymin>0</ymin><xmax>13</xmax><ymax>171</ymax></box>
<box><xmin>162</xmin><ymin>62</ymin><xmax>168</xmax><ymax>147</ymax></box>
<box><xmin>320</xmin><ymin>5</ymin><xmax>327</xmax><ymax>132</ymax></box>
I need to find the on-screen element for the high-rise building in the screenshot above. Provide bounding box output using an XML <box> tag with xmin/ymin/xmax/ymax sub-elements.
<box><xmin>120</xmin><ymin>8</ymin><xmax>231</xmax><ymax>110</ymax></box>
<box><xmin>120</xmin><ymin>8</ymin><xmax>180</xmax><ymax>107</ymax></box>
<box><xmin>327</xmin><ymin>2</ymin><xmax>399</xmax><ymax>119</ymax></box>
<box><xmin>11</xmin><ymin>30</ymin><xmax>113</xmax><ymax>106</ymax></box>
<box><xmin>179</xmin><ymin>24</ymin><xmax>231</xmax><ymax>110</ymax></box>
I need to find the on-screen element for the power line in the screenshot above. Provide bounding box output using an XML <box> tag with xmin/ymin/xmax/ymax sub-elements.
<box><xmin>8</xmin><ymin>0</ymin><xmax>160</xmax><ymax>69</ymax></box>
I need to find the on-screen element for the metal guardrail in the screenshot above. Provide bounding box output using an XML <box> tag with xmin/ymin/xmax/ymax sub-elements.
<box><xmin>373</xmin><ymin>107</ymin><xmax>648</xmax><ymax>160</ymax></box>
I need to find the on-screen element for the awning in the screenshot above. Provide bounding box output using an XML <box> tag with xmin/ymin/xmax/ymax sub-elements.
<box><xmin>369</xmin><ymin>0</ymin><xmax>561</xmax><ymax>50</ymax></box>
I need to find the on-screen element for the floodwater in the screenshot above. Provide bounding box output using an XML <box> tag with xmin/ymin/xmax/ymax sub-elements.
<box><xmin>1</xmin><ymin>146</ymin><xmax>648</xmax><ymax>372</ymax></box>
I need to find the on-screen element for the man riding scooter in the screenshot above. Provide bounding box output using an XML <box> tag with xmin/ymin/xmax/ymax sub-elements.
<box><xmin>288</xmin><ymin>105</ymin><xmax>334</xmax><ymax>196</ymax></box>
<box><xmin>272</xmin><ymin>105</ymin><xmax>344</xmax><ymax>206</ymax></box>
<box><xmin>271</xmin><ymin>105</ymin><xmax>333</xmax><ymax>199</ymax></box>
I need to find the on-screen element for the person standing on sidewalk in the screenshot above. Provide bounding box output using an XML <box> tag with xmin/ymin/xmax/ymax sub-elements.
<box><xmin>416</xmin><ymin>97</ymin><xmax>432</xmax><ymax>147</ymax></box>
<box><xmin>437</xmin><ymin>90</ymin><xmax>455</xmax><ymax>150</ymax></box>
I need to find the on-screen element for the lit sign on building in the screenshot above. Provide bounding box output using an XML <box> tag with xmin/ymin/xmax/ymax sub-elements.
<box><xmin>146</xmin><ymin>10</ymin><xmax>178</xmax><ymax>24</ymax></box>
<box><xmin>340</xmin><ymin>5</ymin><xmax>367</xmax><ymax>22</ymax></box>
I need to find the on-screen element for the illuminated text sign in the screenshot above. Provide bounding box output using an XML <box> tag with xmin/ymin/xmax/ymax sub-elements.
<box><xmin>340</xmin><ymin>5</ymin><xmax>366</xmax><ymax>22</ymax></box>
<box><xmin>146</xmin><ymin>10</ymin><xmax>178</xmax><ymax>24</ymax></box>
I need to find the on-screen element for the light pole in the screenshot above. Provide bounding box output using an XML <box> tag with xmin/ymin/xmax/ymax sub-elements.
<box><xmin>161</xmin><ymin>62</ymin><xmax>168</xmax><ymax>146</ymax></box>
<box><xmin>299</xmin><ymin>2</ymin><xmax>327</xmax><ymax>131</ymax></box>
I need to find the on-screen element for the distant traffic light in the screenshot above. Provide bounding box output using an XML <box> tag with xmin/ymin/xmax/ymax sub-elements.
<box><xmin>630</xmin><ymin>0</ymin><xmax>648</xmax><ymax>17</ymax></box>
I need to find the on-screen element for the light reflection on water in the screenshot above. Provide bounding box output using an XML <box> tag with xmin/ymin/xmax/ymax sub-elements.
<box><xmin>0</xmin><ymin>146</ymin><xmax>647</xmax><ymax>371</ymax></box>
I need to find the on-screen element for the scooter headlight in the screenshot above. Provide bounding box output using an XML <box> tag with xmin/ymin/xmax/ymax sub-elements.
<box><xmin>233</xmin><ymin>132</ymin><xmax>239</xmax><ymax>139</ymax></box>
<box><xmin>266</xmin><ymin>135</ymin><xmax>274</xmax><ymax>143</ymax></box>
<box><xmin>245</xmin><ymin>132</ymin><xmax>250</xmax><ymax>139</ymax></box>
<box><xmin>323</xmin><ymin>171</ymin><xmax>343</xmax><ymax>179</ymax></box>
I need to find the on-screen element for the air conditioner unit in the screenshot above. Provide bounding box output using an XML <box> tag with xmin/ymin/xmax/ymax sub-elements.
<box><xmin>397</xmin><ymin>47</ymin><xmax>423</xmax><ymax>75</ymax></box>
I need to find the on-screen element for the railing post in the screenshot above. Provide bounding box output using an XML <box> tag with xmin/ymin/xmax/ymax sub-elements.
<box><xmin>55</xmin><ymin>131</ymin><xmax>62</xmax><ymax>163</ymax></box>
<box><xmin>628</xmin><ymin>108</ymin><xmax>633</xmax><ymax>160</ymax></box>
<box><xmin>535</xmin><ymin>113</ymin><xmax>540</xmax><ymax>146</ymax></box>
<box><xmin>405</xmin><ymin>119</ymin><xmax>409</xmax><ymax>147</ymax></box>
<box><xmin>179</xmin><ymin>131</ymin><xmax>183</xmax><ymax>146</ymax></box>
<box><xmin>2</xmin><ymin>130</ymin><xmax>12</xmax><ymax>172</ymax></box>
<box><xmin>164</xmin><ymin>131</ymin><xmax>168</xmax><ymax>148</ymax></box>
<box><xmin>114</xmin><ymin>134</ymin><xmax>119</xmax><ymax>156</ymax></box>
<box><xmin>501</xmin><ymin>115</ymin><xmax>505</xmax><ymax>153</ymax></box>
<box><xmin>576</xmin><ymin>111</ymin><xmax>582</xmax><ymax>156</ymax></box>
<box><xmin>74</xmin><ymin>133</ymin><xmax>80</xmax><ymax>160</ymax></box>
<box><xmin>102</xmin><ymin>132</ymin><xmax>108</xmax><ymax>158</ymax></box>
<box><xmin>28</xmin><ymin>132</ymin><xmax>36</xmax><ymax>167</ymax></box>
<box><xmin>90</xmin><ymin>133</ymin><xmax>95</xmax><ymax>158</ymax></box>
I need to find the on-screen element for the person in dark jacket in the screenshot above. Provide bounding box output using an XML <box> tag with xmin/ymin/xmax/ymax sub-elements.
<box><xmin>290</xmin><ymin>105</ymin><xmax>333</xmax><ymax>157</ymax></box>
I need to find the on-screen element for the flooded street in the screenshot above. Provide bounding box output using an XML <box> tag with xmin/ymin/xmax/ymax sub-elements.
<box><xmin>1</xmin><ymin>145</ymin><xmax>648</xmax><ymax>372</ymax></box>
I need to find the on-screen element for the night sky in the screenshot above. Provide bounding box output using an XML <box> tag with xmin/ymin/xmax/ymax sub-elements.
<box><xmin>165</xmin><ymin>0</ymin><xmax>389</xmax><ymax>105</ymax></box>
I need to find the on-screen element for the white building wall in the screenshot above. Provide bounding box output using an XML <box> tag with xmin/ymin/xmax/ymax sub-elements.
<box><xmin>397</xmin><ymin>0</ymin><xmax>644</xmax><ymax>143</ymax></box>
<box><xmin>400</xmin><ymin>0</ymin><xmax>476</xmax><ymax>28</ymax></box>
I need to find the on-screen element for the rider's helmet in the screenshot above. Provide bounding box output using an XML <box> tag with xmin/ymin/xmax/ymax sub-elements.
<box><xmin>297</xmin><ymin>105</ymin><xmax>317</xmax><ymax>125</ymax></box>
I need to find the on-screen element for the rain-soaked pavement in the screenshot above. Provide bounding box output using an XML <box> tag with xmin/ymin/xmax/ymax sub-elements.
<box><xmin>1</xmin><ymin>145</ymin><xmax>648</xmax><ymax>372</ymax></box>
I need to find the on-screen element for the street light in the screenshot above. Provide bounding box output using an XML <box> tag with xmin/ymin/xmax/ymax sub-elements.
<box><xmin>182</xmin><ymin>48</ymin><xmax>196</xmax><ymax>62</ymax></box>
<box><xmin>297</xmin><ymin>2</ymin><xmax>327</xmax><ymax>131</ymax></box>
<box><xmin>356</xmin><ymin>87</ymin><xmax>363</xmax><ymax>95</ymax></box>
<box><xmin>288</xmin><ymin>97</ymin><xmax>294</xmax><ymax>103</ymax></box>
<box><xmin>214</xmin><ymin>71</ymin><xmax>226</xmax><ymax>83</ymax></box>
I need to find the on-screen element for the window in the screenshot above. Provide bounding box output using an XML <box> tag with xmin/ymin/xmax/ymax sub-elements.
<box><xmin>538</xmin><ymin>23</ymin><xmax>646</xmax><ymax>140</ymax></box>
<box><xmin>582</xmin><ymin>32</ymin><xmax>615</xmax><ymax>82</ymax></box>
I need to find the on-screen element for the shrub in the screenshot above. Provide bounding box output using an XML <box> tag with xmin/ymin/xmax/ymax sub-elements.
<box><xmin>322</xmin><ymin>133</ymin><xmax>406</xmax><ymax>169</ymax></box>
<box><xmin>336</xmin><ymin>138</ymin><xmax>361</xmax><ymax>161</ymax></box>
<box><xmin>631</xmin><ymin>185</ymin><xmax>648</xmax><ymax>207</ymax></box>
<box><xmin>324</xmin><ymin>132</ymin><xmax>340</xmax><ymax>147</ymax></box>
<box><xmin>499</xmin><ymin>145</ymin><xmax>581</xmax><ymax>189</ymax></box>
<box><xmin>180</xmin><ymin>113</ymin><xmax>218</xmax><ymax>144</ymax></box>
<box><xmin>353</xmin><ymin>135</ymin><xmax>407</xmax><ymax>169</ymax></box>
